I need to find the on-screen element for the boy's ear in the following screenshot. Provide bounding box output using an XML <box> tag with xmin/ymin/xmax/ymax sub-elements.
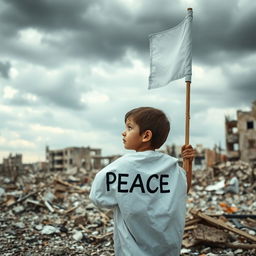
<box><xmin>142</xmin><ymin>130</ymin><xmax>152</xmax><ymax>142</ymax></box>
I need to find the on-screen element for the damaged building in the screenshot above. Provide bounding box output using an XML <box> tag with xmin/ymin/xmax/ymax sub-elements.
<box><xmin>225</xmin><ymin>100</ymin><xmax>256</xmax><ymax>166</ymax></box>
<box><xmin>46</xmin><ymin>146</ymin><xmax>102</xmax><ymax>172</ymax></box>
<box><xmin>0</xmin><ymin>153</ymin><xmax>23</xmax><ymax>180</ymax></box>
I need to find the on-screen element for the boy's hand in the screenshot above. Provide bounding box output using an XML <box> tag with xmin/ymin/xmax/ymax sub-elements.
<box><xmin>182</xmin><ymin>145</ymin><xmax>194</xmax><ymax>193</ymax></box>
<box><xmin>181</xmin><ymin>144</ymin><xmax>195</xmax><ymax>163</ymax></box>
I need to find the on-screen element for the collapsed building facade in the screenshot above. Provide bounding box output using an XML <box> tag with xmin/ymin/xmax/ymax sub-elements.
<box><xmin>46</xmin><ymin>146</ymin><xmax>102</xmax><ymax>171</ymax></box>
<box><xmin>46</xmin><ymin>146</ymin><xmax>121</xmax><ymax>172</ymax></box>
<box><xmin>0</xmin><ymin>153</ymin><xmax>23</xmax><ymax>180</ymax></box>
<box><xmin>225</xmin><ymin>100</ymin><xmax>256</xmax><ymax>166</ymax></box>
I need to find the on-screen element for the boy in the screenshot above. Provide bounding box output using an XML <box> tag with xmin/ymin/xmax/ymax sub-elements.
<box><xmin>89</xmin><ymin>107</ymin><xmax>194</xmax><ymax>256</ymax></box>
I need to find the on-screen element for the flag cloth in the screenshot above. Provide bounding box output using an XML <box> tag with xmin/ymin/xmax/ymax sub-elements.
<box><xmin>148</xmin><ymin>9</ymin><xmax>193</xmax><ymax>89</ymax></box>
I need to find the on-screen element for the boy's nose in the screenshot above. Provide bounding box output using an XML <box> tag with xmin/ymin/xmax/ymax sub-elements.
<box><xmin>122</xmin><ymin>131</ymin><xmax>126</xmax><ymax>136</ymax></box>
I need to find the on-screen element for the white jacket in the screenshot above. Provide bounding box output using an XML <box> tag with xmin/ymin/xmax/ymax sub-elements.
<box><xmin>89</xmin><ymin>151</ymin><xmax>187</xmax><ymax>256</ymax></box>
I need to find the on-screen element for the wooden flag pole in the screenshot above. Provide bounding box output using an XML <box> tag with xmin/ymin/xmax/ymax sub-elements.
<box><xmin>184</xmin><ymin>80</ymin><xmax>192</xmax><ymax>192</ymax></box>
<box><xmin>184</xmin><ymin>7</ymin><xmax>193</xmax><ymax>192</ymax></box>
<box><xmin>185</xmin><ymin>81</ymin><xmax>191</xmax><ymax>145</ymax></box>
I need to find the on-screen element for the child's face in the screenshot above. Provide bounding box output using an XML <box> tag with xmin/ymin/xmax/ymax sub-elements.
<box><xmin>122</xmin><ymin>117</ymin><xmax>145</xmax><ymax>151</ymax></box>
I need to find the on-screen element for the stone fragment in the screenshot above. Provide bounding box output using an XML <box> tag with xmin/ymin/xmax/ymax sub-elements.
<box><xmin>13</xmin><ymin>205</ymin><xmax>25</xmax><ymax>214</ymax></box>
<box><xmin>72</xmin><ymin>230</ymin><xmax>83</xmax><ymax>241</ymax></box>
<box><xmin>248</xmin><ymin>230</ymin><xmax>255</xmax><ymax>236</ymax></box>
<box><xmin>234</xmin><ymin>249</ymin><xmax>243</xmax><ymax>254</ymax></box>
<box><xmin>41</xmin><ymin>225</ymin><xmax>60</xmax><ymax>235</ymax></box>
<box><xmin>35</xmin><ymin>224</ymin><xmax>43</xmax><ymax>231</ymax></box>
<box><xmin>14</xmin><ymin>222</ymin><xmax>25</xmax><ymax>229</ymax></box>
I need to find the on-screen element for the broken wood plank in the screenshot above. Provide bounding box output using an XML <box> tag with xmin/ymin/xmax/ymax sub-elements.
<box><xmin>78</xmin><ymin>224</ymin><xmax>91</xmax><ymax>233</ymax></box>
<box><xmin>44</xmin><ymin>200</ymin><xmax>54</xmax><ymax>212</ymax></box>
<box><xmin>190</xmin><ymin>209</ymin><xmax>256</xmax><ymax>243</ymax></box>
<box><xmin>8</xmin><ymin>191</ymin><xmax>39</xmax><ymax>207</ymax></box>
<box><xmin>78</xmin><ymin>224</ymin><xmax>113</xmax><ymax>240</ymax></box>
<box><xmin>90</xmin><ymin>231</ymin><xmax>113</xmax><ymax>240</ymax></box>
<box><xmin>54</xmin><ymin>178</ymin><xmax>88</xmax><ymax>192</ymax></box>
<box><xmin>62</xmin><ymin>205</ymin><xmax>80</xmax><ymax>215</ymax></box>
<box><xmin>26</xmin><ymin>199</ymin><xmax>44</xmax><ymax>207</ymax></box>
<box><xmin>246</xmin><ymin>218</ymin><xmax>256</xmax><ymax>227</ymax></box>
<box><xmin>184</xmin><ymin>224</ymin><xmax>198</xmax><ymax>231</ymax></box>
<box><xmin>217</xmin><ymin>242</ymin><xmax>256</xmax><ymax>249</ymax></box>
<box><xmin>183</xmin><ymin>233</ymin><xmax>190</xmax><ymax>239</ymax></box>
<box><xmin>185</xmin><ymin>218</ymin><xmax>201</xmax><ymax>226</ymax></box>
<box><xmin>193</xmin><ymin>224</ymin><xmax>229</xmax><ymax>244</ymax></box>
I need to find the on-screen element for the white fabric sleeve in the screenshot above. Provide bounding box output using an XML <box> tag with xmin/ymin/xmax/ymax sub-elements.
<box><xmin>89</xmin><ymin>167</ymin><xmax>118</xmax><ymax>209</ymax></box>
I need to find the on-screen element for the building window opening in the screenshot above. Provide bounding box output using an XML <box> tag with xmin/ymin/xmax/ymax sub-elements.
<box><xmin>234</xmin><ymin>143</ymin><xmax>239</xmax><ymax>151</ymax></box>
<box><xmin>247</xmin><ymin>121</ymin><xmax>254</xmax><ymax>130</ymax></box>
<box><xmin>194</xmin><ymin>156</ymin><xmax>204</xmax><ymax>166</ymax></box>
<box><xmin>248</xmin><ymin>139</ymin><xmax>256</xmax><ymax>149</ymax></box>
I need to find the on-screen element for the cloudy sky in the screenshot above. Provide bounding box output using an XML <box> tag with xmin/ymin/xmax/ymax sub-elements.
<box><xmin>0</xmin><ymin>0</ymin><xmax>256</xmax><ymax>162</ymax></box>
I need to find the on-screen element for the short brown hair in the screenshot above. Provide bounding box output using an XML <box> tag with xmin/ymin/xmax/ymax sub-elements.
<box><xmin>125</xmin><ymin>107</ymin><xmax>170</xmax><ymax>149</ymax></box>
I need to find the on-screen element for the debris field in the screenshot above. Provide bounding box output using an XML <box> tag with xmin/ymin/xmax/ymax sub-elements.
<box><xmin>0</xmin><ymin>160</ymin><xmax>255</xmax><ymax>255</ymax></box>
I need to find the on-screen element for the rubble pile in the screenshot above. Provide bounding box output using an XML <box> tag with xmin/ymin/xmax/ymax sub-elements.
<box><xmin>0</xmin><ymin>160</ymin><xmax>255</xmax><ymax>255</ymax></box>
<box><xmin>193</xmin><ymin>160</ymin><xmax>255</xmax><ymax>188</ymax></box>
<box><xmin>183</xmin><ymin>161</ymin><xmax>256</xmax><ymax>255</ymax></box>
<box><xmin>212</xmin><ymin>161</ymin><xmax>255</xmax><ymax>185</ymax></box>
<box><xmin>0</xmin><ymin>167</ymin><xmax>114</xmax><ymax>256</ymax></box>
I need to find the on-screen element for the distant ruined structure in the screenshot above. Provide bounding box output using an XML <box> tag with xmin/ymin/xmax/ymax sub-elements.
<box><xmin>0</xmin><ymin>153</ymin><xmax>23</xmax><ymax>180</ymax></box>
<box><xmin>46</xmin><ymin>146</ymin><xmax>102</xmax><ymax>171</ymax></box>
<box><xmin>45</xmin><ymin>146</ymin><xmax>121</xmax><ymax>171</ymax></box>
<box><xmin>225</xmin><ymin>100</ymin><xmax>256</xmax><ymax>166</ymax></box>
<box><xmin>0</xmin><ymin>146</ymin><xmax>120</xmax><ymax>179</ymax></box>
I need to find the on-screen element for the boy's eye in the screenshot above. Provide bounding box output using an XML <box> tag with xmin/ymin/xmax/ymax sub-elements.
<box><xmin>127</xmin><ymin>125</ymin><xmax>132</xmax><ymax>130</ymax></box>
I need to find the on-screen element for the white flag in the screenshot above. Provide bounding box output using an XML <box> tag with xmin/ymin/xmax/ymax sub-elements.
<box><xmin>149</xmin><ymin>9</ymin><xmax>193</xmax><ymax>89</ymax></box>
